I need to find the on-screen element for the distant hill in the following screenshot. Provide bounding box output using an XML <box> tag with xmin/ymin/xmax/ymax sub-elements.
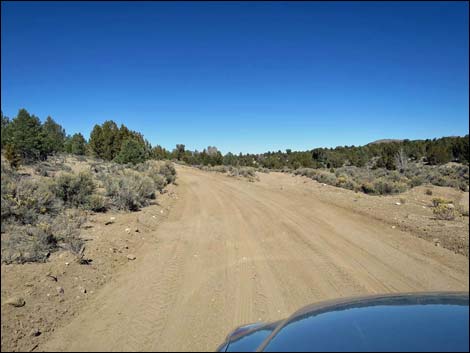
<box><xmin>368</xmin><ymin>139</ymin><xmax>404</xmax><ymax>145</ymax></box>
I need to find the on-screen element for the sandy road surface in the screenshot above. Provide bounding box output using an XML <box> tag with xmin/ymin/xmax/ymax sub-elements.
<box><xmin>42</xmin><ymin>166</ymin><xmax>469</xmax><ymax>352</ymax></box>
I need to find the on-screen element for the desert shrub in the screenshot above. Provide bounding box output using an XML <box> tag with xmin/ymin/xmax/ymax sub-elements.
<box><xmin>103</xmin><ymin>169</ymin><xmax>155</xmax><ymax>211</ymax></box>
<box><xmin>234</xmin><ymin>167</ymin><xmax>256</xmax><ymax>178</ymax></box>
<box><xmin>1</xmin><ymin>225</ymin><xmax>57</xmax><ymax>263</ymax></box>
<box><xmin>1</xmin><ymin>209</ymin><xmax>86</xmax><ymax>264</ymax></box>
<box><xmin>211</xmin><ymin>165</ymin><xmax>229</xmax><ymax>173</ymax></box>
<box><xmin>50</xmin><ymin>210</ymin><xmax>86</xmax><ymax>253</ymax></box>
<box><xmin>294</xmin><ymin>168</ymin><xmax>316</xmax><ymax>178</ymax></box>
<box><xmin>373</xmin><ymin>179</ymin><xmax>407</xmax><ymax>195</ymax></box>
<box><xmin>373</xmin><ymin>179</ymin><xmax>401</xmax><ymax>194</ymax></box>
<box><xmin>1</xmin><ymin>161</ymin><xmax>18</xmax><ymax>222</ymax></box>
<box><xmin>315</xmin><ymin>171</ymin><xmax>337</xmax><ymax>185</ymax></box>
<box><xmin>425</xmin><ymin>189</ymin><xmax>433</xmax><ymax>195</ymax></box>
<box><xmin>456</xmin><ymin>205</ymin><xmax>469</xmax><ymax>217</ymax></box>
<box><xmin>409</xmin><ymin>176</ymin><xmax>424</xmax><ymax>187</ymax></box>
<box><xmin>84</xmin><ymin>194</ymin><xmax>107</xmax><ymax>212</ymax></box>
<box><xmin>159</xmin><ymin>161</ymin><xmax>177</xmax><ymax>184</ymax></box>
<box><xmin>431</xmin><ymin>198</ymin><xmax>453</xmax><ymax>207</ymax></box>
<box><xmin>361</xmin><ymin>182</ymin><xmax>377</xmax><ymax>195</ymax></box>
<box><xmin>152</xmin><ymin>174</ymin><xmax>167</xmax><ymax>192</ymax></box>
<box><xmin>136</xmin><ymin>160</ymin><xmax>177</xmax><ymax>188</ymax></box>
<box><xmin>53</xmin><ymin>171</ymin><xmax>95</xmax><ymax>208</ymax></box>
<box><xmin>34</xmin><ymin>163</ymin><xmax>50</xmax><ymax>176</ymax></box>
<box><xmin>458</xmin><ymin>181</ymin><xmax>469</xmax><ymax>192</ymax></box>
<box><xmin>336</xmin><ymin>175</ymin><xmax>348</xmax><ymax>185</ymax></box>
<box><xmin>2</xmin><ymin>177</ymin><xmax>62</xmax><ymax>226</ymax></box>
<box><xmin>433</xmin><ymin>204</ymin><xmax>456</xmax><ymax>221</ymax></box>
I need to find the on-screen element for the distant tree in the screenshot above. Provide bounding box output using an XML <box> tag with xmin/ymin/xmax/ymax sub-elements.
<box><xmin>426</xmin><ymin>143</ymin><xmax>452</xmax><ymax>165</ymax></box>
<box><xmin>41</xmin><ymin>116</ymin><xmax>66</xmax><ymax>154</ymax></box>
<box><xmin>114</xmin><ymin>138</ymin><xmax>147</xmax><ymax>165</ymax></box>
<box><xmin>69</xmin><ymin>133</ymin><xmax>87</xmax><ymax>155</ymax></box>
<box><xmin>1</xmin><ymin>111</ymin><xmax>10</xmax><ymax>149</ymax></box>
<box><xmin>176</xmin><ymin>144</ymin><xmax>185</xmax><ymax>161</ymax></box>
<box><xmin>100</xmin><ymin>120</ymin><xmax>120</xmax><ymax>160</ymax></box>
<box><xmin>152</xmin><ymin>145</ymin><xmax>169</xmax><ymax>160</ymax></box>
<box><xmin>88</xmin><ymin>124</ymin><xmax>104</xmax><ymax>158</ymax></box>
<box><xmin>3</xmin><ymin>109</ymin><xmax>45</xmax><ymax>161</ymax></box>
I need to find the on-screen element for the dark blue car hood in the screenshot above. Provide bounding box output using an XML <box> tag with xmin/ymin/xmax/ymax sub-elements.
<box><xmin>217</xmin><ymin>292</ymin><xmax>469</xmax><ymax>352</ymax></box>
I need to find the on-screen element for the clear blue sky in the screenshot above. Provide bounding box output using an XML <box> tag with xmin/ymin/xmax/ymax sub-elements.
<box><xmin>1</xmin><ymin>1</ymin><xmax>468</xmax><ymax>154</ymax></box>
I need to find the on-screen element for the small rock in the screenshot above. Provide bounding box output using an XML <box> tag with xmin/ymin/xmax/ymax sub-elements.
<box><xmin>447</xmin><ymin>204</ymin><xmax>455</xmax><ymax>209</ymax></box>
<box><xmin>395</xmin><ymin>202</ymin><xmax>401</xmax><ymax>205</ymax></box>
<box><xmin>134</xmin><ymin>228</ymin><xmax>140</xmax><ymax>233</ymax></box>
<box><xmin>391</xmin><ymin>226</ymin><xmax>396</xmax><ymax>229</ymax></box>
<box><xmin>29</xmin><ymin>328</ymin><xmax>41</xmax><ymax>337</ymax></box>
<box><xmin>152</xmin><ymin>215</ymin><xmax>156</xmax><ymax>219</ymax></box>
<box><xmin>5</xmin><ymin>296</ymin><xmax>25</xmax><ymax>307</ymax></box>
<box><xmin>78</xmin><ymin>286</ymin><xmax>87</xmax><ymax>294</ymax></box>
<box><xmin>160</xmin><ymin>210</ymin><xmax>164</xmax><ymax>214</ymax></box>
<box><xmin>65</xmin><ymin>262</ymin><xmax>69</xmax><ymax>266</ymax></box>
<box><xmin>125</xmin><ymin>228</ymin><xmax>131</xmax><ymax>234</ymax></box>
<box><xmin>127</xmin><ymin>254</ymin><xmax>137</xmax><ymax>260</ymax></box>
<box><xmin>56</xmin><ymin>287</ymin><xmax>64</xmax><ymax>295</ymax></box>
<box><xmin>110</xmin><ymin>217</ymin><xmax>116</xmax><ymax>221</ymax></box>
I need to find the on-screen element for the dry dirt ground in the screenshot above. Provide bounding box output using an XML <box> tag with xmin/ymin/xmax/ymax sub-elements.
<box><xmin>2</xmin><ymin>166</ymin><xmax>469</xmax><ymax>352</ymax></box>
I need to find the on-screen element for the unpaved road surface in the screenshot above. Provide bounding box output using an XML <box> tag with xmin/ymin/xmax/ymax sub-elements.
<box><xmin>42</xmin><ymin>166</ymin><xmax>469</xmax><ymax>352</ymax></box>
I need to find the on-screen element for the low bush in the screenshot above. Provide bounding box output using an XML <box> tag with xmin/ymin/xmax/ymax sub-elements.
<box><xmin>159</xmin><ymin>161</ymin><xmax>177</xmax><ymax>184</ymax></box>
<box><xmin>1</xmin><ymin>209</ymin><xmax>87</xmax><ymax>264</ymax></box>
<box><xmin>229</xmin><ymin>166</ymin><xmax>256</xmax><ymax>178</ymax></box>
<box><xmin>431</xmin><ymin>198</ymin><xmax>453</xmax><ymax>207</ymax></box>
<box><xmin>290</xmin><ymin>162</ymin><xmax>468</xmax><ymax>195</ymax></box>
<box><xmin>433</xmin><ymin>204</ymin><xmax>456</xmax><ymax>221</ymax></box>
<box><xmin>2</xmin><ymin>177</ymin><xmax>62</xmax><ymax>226</ymax></box>
<box><xmin>85</xmin><ymin>194</ymin><xmax>107</xmax><ymax>212</ymax></box>
<box><xmin>103</xmin><ymin>169</ymin><xmax>156</xmax><ymax>211</ymax></box>
<box><xmin>134</xmin><ymin>160</ymin><xmax>177</xmax><ymax>189</ymax></box>
<box><xmin>53</xmin><ymin>171</ymin><xmax>95</xmax><ymax>208</ymax></box>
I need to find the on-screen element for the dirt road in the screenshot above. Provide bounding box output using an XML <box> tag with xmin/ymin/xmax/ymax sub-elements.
<box><xmin>42</xmin><ymin>166</ymin><xmax>469</xmax><ymax>351</ymax></box>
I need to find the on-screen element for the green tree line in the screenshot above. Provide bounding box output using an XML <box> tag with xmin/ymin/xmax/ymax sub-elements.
<box><xmin>1</xmin><ymin>108</ymin><xmax>468</xmax><ymax>170</ymax></box>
